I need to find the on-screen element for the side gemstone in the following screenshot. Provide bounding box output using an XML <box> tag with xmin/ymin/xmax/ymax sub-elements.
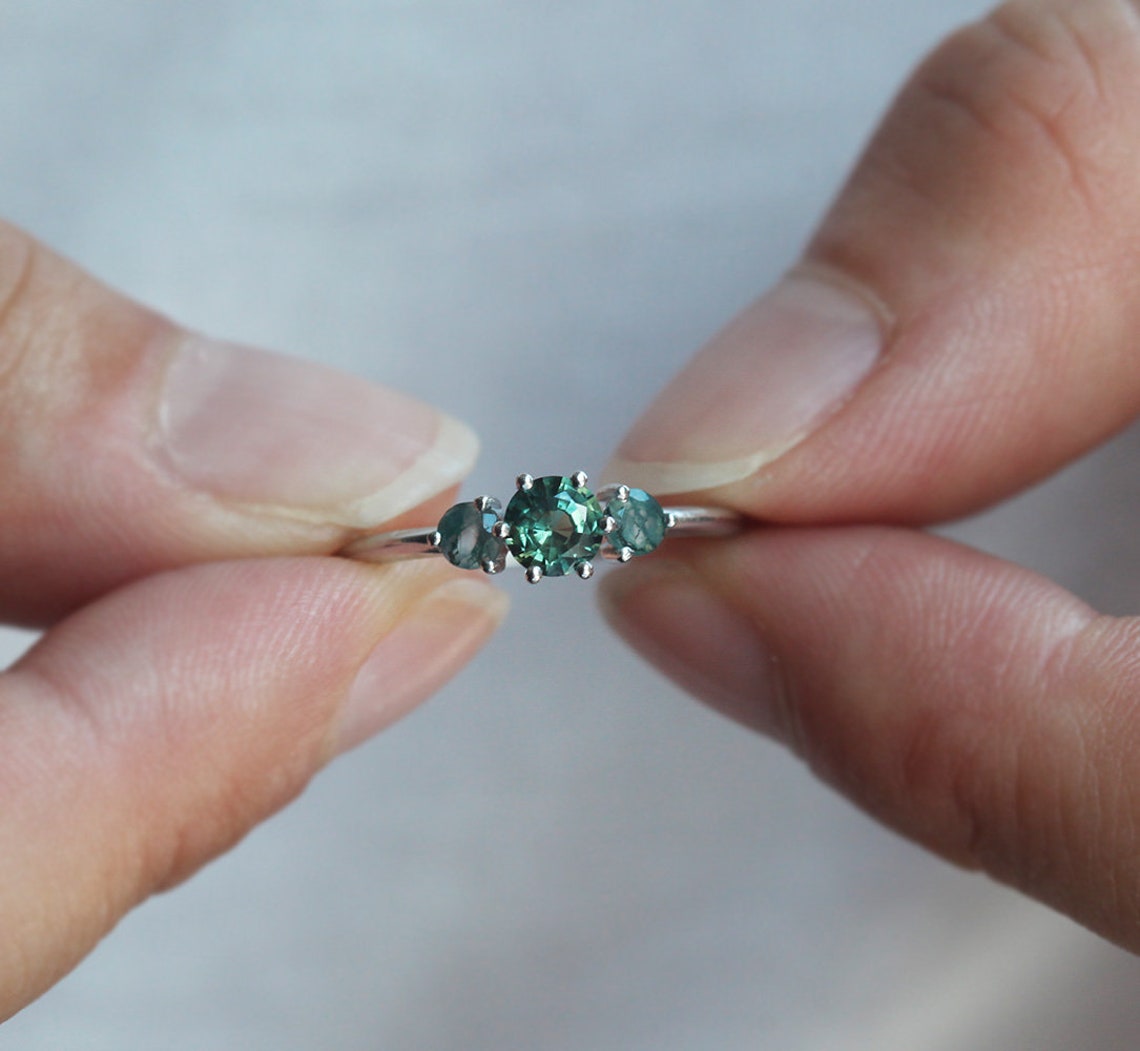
<box><xmin>605</xmin><ymin>487</ymin><xmax>667</xmax><ymax>556</ymax></box>
<box><xmin>504</xmin><ymin>476</ymin><xmax>603</xmax><ymax>576</ymax></box>
<box><xmin>437</xmin><ymin>498</ymin><xmax>507</xmax><ymax>572</ymax></box>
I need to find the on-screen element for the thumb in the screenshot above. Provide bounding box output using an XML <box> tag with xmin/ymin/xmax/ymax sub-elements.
<box><xmin>602</xmin><ymin>0</ymin><xmax>1140</xmax><ymax>951</ymax></box>
<box><xmin>607</xmin><ymin>0</ymin><xmax>1140</xmax><ymax>523</ymax></box>
<box><xmin>0</xmin><ymin>219</ymin><xmax>477</xmax><ymax>625</ymax></box>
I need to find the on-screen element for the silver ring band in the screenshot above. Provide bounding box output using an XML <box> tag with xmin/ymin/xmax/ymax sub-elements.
<box><xmin>337</xmin><ymin>471</ymin><xmax>743</xmax><ymax>585</ymax></box>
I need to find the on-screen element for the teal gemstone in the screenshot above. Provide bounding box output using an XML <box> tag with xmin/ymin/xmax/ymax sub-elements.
<box><xmin>437</xmin><ymin>499</ymin><xmax>507</xmax><ymax>572</ymax></box>
<box><xmin>504</xmin><ymin>476</ymin><xmax>603</xmax><ymax>576</ymax></box>
<box><xmin>606</xmin><ymin>487</ymin><xmax>667</xmax><ymax>556</ymax></box>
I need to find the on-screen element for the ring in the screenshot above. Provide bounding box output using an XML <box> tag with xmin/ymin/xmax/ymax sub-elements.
<box><xmin>337</xmin><ymin>471</ymin><xmax>743</xmax><ymax>584</ymax></box>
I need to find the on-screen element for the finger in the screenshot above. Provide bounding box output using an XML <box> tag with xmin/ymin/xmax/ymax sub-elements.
<box><xmin>608</xmin><ymin>0</ymin><xmax>1140</xmax><ymax>521</ymax></box>
<box><xmin>0</xmin><ymin>556</ymin><xmax>506</xmax><ymax>1019</ymax></box>
<box><xmin>600</xmin><ymin>531</ymin><xmax>1140</xmax><ymax>950</ymax></box>
<box><xmin>0</xmin><ymin>219</ymin><xmax>477</xmax><ymax>625</ymax></box>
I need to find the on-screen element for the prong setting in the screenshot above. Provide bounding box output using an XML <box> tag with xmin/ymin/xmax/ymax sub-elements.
<box><xmin>342</xmin><ymin>479</ymin><xmax>744</xmax><ymax>579</ymax></box>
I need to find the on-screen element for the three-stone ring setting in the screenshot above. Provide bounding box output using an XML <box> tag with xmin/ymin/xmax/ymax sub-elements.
<box><xmin>338</xmin><ymin>472</ymin><xmax>742</xmax><ymax>584</ymax></box>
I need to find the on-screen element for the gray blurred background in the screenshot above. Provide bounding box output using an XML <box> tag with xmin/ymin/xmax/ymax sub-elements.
<box><xmin>2</xmin><ymin>2</ymin><xmax>1140</xmax><ymax>1048</ymax></box>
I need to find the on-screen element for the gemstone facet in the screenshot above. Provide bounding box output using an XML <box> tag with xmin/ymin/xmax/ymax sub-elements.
<box><xmin>504</xmin><ymin>475</ymin><xmax>603</xmax><ymax>577</ymax></box>
<box><xmin>605</xmin><ymin>487</ymin><xmax>668</xmax><ymax>556</ymax></box>
<box><xmin>437</xmin><ymin>498</ymin><xmax>507</xmax><ymax>572</ymax></box>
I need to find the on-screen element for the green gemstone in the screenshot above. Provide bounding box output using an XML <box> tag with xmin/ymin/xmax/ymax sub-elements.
<box><xmin>606</xmin><ymin>487</ymin><xmax>667</xmax><ymax>556</ymax></box>
<box><xmin>504</xmin><ymin>476</ymin><xmax>603</xmax><ymax>576</ymax></box>
<box><xmin>437</xmin><ymin>499</ymin><xmax>507</xmax><ymax>572</ymax></box>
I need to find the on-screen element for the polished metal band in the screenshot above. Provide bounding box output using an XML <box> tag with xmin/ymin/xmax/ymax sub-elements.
<box><xmin>340</xmin><ymin>505</ymin><xmax>742</xmax><ymax>564</ymax></box>
<box><xmin>338</xmin><ymin>472</ymin><xmax>743</xmax><ymax>584</ymax></box>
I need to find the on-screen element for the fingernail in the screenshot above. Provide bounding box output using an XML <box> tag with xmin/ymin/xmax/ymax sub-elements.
<box><xmin>599</xmin><ymin>561</ymin><xmax>786</xmax><ymax>738</ymax></box>
<box><xmin>606</xmin><ymin>272</ymin><xmax>885</xmax><ymax>494</ymax></box>
<box><xmin>156</xmin><ymin>334</ymin><xmax>479</xmax><ymax>528</ymax></box>
<box><xmin>333</xmin><ymin>577</ymin><xmax>508</xmax><ymax>756</ymax></box>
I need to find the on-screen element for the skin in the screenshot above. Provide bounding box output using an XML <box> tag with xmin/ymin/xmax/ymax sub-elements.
<box><xmin>0</xmin><ymin>226</ymin><xmax>507</xmax><ymax>1019</ymax></box>
<box><xmin>5</xmin><ymin>0</ymin><xmax>1140</xmax><ymax>1023</ymax></box>
<box><xmin>602</xmin><ymin>0</ymin><xmax>1140</xmax><ymax>954</ymax></box>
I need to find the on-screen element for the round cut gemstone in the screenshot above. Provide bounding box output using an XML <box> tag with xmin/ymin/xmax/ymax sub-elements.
<box><xmin>504</xmin><ymin>476</ymin><xmax>603</xmax><ymax>576</ymax></box>
<box><xmin>437</xmin><ymin>499</ymin><xmax>507</xmax><ymax>572</ymax></box>
<box><xmin>606</xmin><ymin>487</ymin><xmax>667</xmax><ymax>556</ymax></box>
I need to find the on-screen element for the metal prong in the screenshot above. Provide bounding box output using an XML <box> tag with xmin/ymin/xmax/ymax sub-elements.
<box><xmin>516</xmin><ymin>473</ymin><xmax>534</xmax><ymax>492</ymax></box>
<box><xmin>474</xmin><ymin>495</ymin><xmax>495</xmax><ymax>512</ymax></box>
<box><xmin>428</xmin><ymin>531</ymin><xmax>443</xmax><ymax>549</ymax></box>
<box><xmin>576</xmin><ymin>561</ymin><xmax>595</xmax><ymax>580</ymax></box>
<box><xmin>665</xmin><ymin>512</ymin><xmax>678</xmax><ymax>529</ymax></box>
<box><xmin>617</xmin><ymin>547</ymin><xmax>634</xmax><ymax>563</ymax></box>
<box><xmin>490</xmin><ymin>521</ymin><xmax>510</xmax><ymax>539</ymax></box>
<box><xmin>602</xmin><ymin>515</ymin><xmax>618</xmax><ymax>535</ymax></box>
<box><xmin>482</xmin><ymin>559</ymin><xmax>500</xmax><ymax>575</ymax></box>
<box><xmin>525</xmin><ymin>565</ymin><xmax>543</xmax><ymax>585</ymax></box>
<box><xmin>571</xmin><ymin>470</ymin><xmax>589</xmax><ymax>488</ymax></box>
<box><xmin>615</xmin><ymin>484</ymin><xmax>631</xmax><ymax>501</ymax></box>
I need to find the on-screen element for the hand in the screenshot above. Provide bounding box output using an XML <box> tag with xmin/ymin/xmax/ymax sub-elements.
<box><xmin>0</xmin><ymin>223</ymin><xmax>505</xmax><ymax>1019</ymax></box>
<box><xmin>601</xmin><ymin>0</ymin><xmax>1140</xmax><ymax>950</ymax></box>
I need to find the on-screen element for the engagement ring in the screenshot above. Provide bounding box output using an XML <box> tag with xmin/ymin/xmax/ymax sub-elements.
<box><xmin>338</xmin><ymin>472</ymin><xmax>742</xmax><ymax>584</ymax></box>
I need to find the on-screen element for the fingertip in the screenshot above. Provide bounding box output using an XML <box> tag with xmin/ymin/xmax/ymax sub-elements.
<box><xmin>10</xmin><ymin>555</ymin><xmax>503</xmax><ymax>890</ymax></box>
<box><xmin>0</xmin><ymin>223</ymin><xmax>484</xmax><ymax>622</ymax></box>
<box><xmin>603</xmin><ymin>527</ymin><xmax>1140</xmax><ymax>947</ymax></box>
<box><xmin>0</xmin><ymin>554</ymin><xmax>510</xmax><ymax>1014</ymax></box>
<box><xmin>154</xmin><ymin>331</ymin><xmax>481</xmax><ymax>531</ymax></box>
<box><xmin>330</xmin><ymin>574</ymin><xmax>508</xmax><ymax>756</ymax></box>
<box><xmin>607</xmin><ymin>0</ymin><xmax>1140</xmax><ymax>525</ymax></box>
<box><xmin>598</xmin><ymin>552</ymin><xmax>788</xmax><ymax>737</ymax></box>
<box><xmin>603</xmin><ymin>272</ymin><xmax>885</xmax><ymax>502</ymax></box>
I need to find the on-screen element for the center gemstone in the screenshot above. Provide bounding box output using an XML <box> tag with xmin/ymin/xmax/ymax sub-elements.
<box><xmin>504</xmin><ymin>476</ymin><xmax>603</xmax><ymax>576</ymax></box>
